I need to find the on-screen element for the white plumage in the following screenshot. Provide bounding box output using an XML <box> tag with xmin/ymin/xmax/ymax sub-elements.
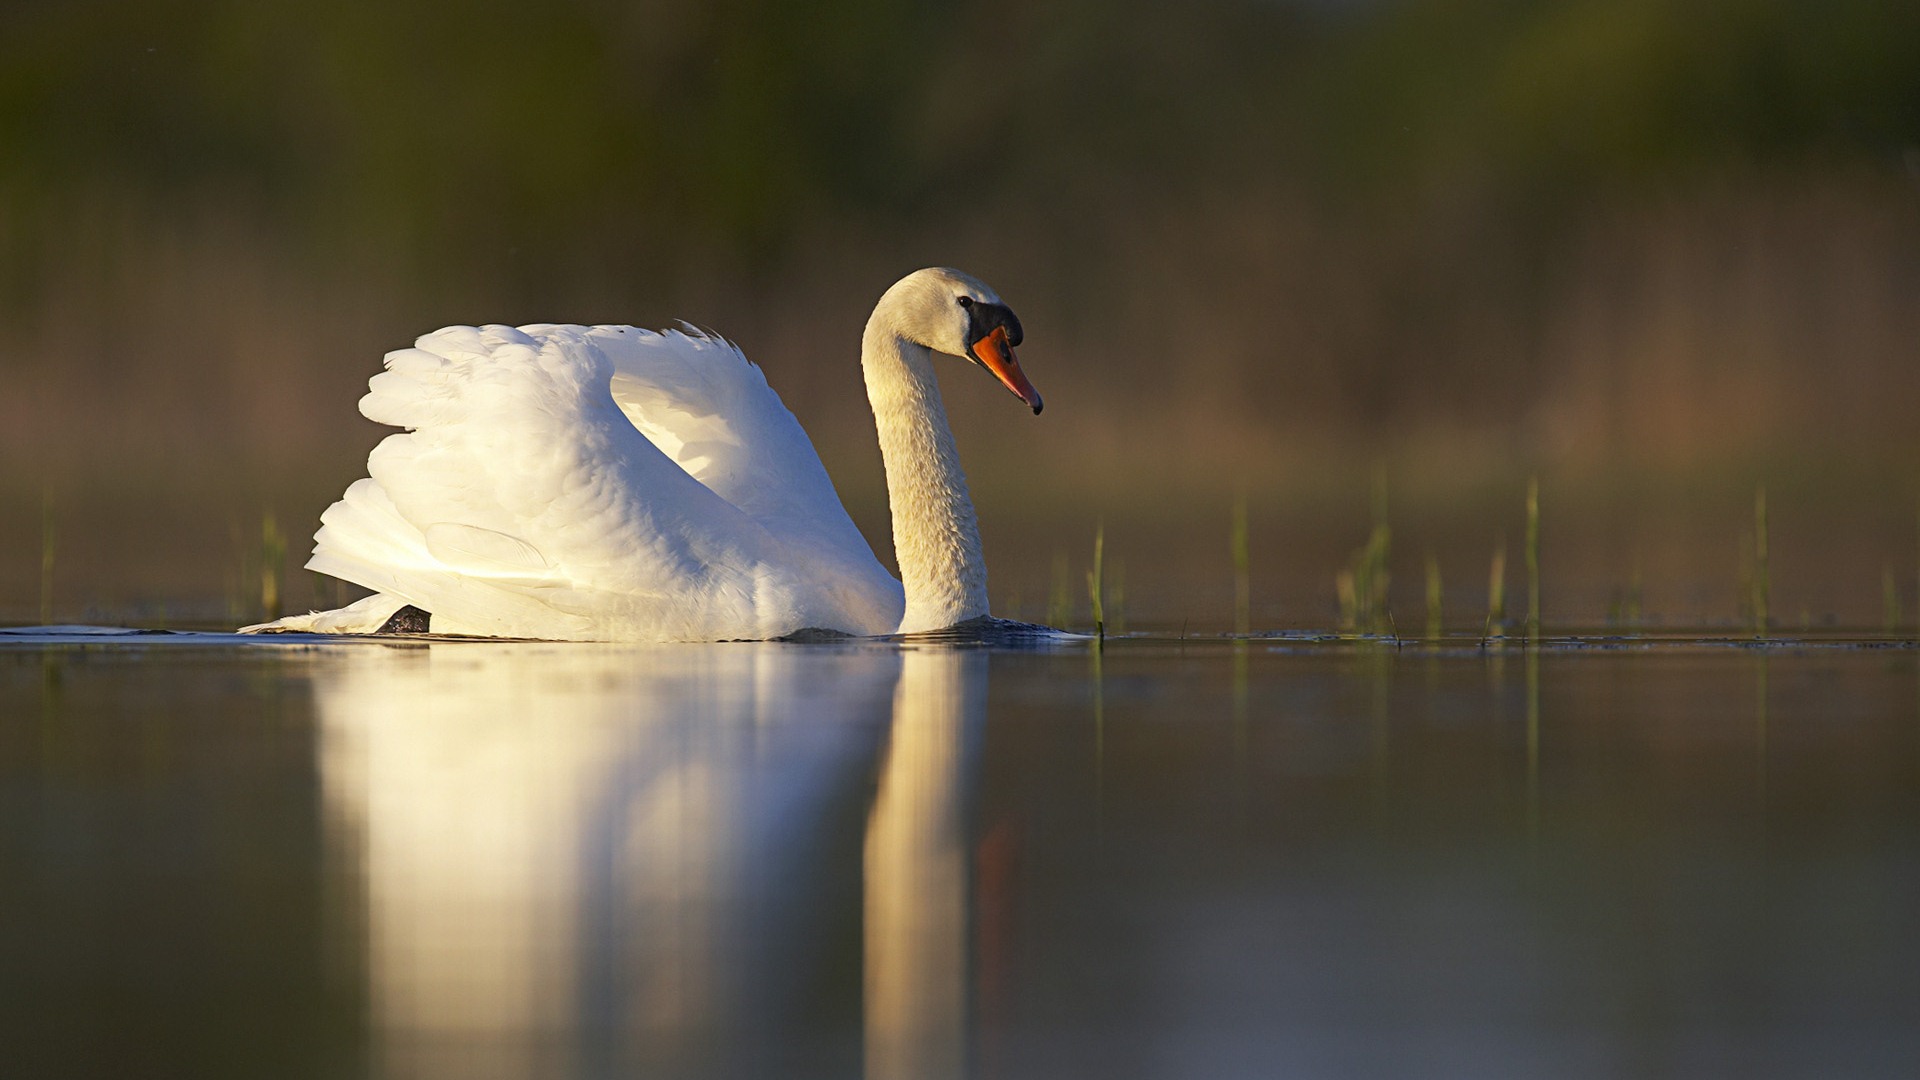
<box><xmin>245</xmin><ymin>268</ymin><xmax>1041</xmax><ymax>641</ymax></box>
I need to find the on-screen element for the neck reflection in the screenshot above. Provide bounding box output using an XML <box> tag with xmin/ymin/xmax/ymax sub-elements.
<box><xmin>865</xmin><ymin>647</ymin><xmax>988</xmax><ymax>1080</ymax></box>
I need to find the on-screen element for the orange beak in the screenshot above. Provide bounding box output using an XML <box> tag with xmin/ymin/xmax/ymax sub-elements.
<box><xmin>970</xmin><ymin>325</ymin><xmax>1043</xmax><ymax>414</ymax></box>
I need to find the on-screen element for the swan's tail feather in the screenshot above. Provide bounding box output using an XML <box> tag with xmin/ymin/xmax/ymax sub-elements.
<box><xmin>299</xmin><ymin>484</ymin><xmax>576</xmax><ymax>634</ymax></box>
<box><xmin>239</xmin><ymin>592</ymin><xmax>409</xmax><ymax>634</ymax></box>
<box><xmin>306</xmin><ymin>475</ymin><xmax>594</xmax><ymax>640</ymax></box>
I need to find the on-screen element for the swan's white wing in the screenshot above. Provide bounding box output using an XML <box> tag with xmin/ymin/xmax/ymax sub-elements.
<box><xmin>583</xmin><ymin>324</ymin><xmax>904</xmax><ymax>628</ymax></box>
<box><xmin>582</xmin><ymin>326</ymin><xmax>877</xmax><ymax>560</ymax></box>
<box><xmin>305</xmin><ymin>323</ymin><xmax>902</xmax><ymax>641</ymax></box>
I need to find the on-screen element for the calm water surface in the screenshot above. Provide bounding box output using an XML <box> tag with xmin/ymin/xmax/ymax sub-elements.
<box><xmin>4</xmin><ymin>630</ymin><xmax>1919</xmax><ymax>1079</ymax></box>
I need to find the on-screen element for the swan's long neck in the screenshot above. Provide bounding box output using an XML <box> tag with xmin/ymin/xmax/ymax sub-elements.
<box><xmin>862</xmin><ymin>320</ymin><xmax>990</xmax><ymax>634</ymax></box>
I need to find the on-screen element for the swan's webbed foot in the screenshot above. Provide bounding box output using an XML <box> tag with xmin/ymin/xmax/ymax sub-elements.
<box><xmin>376</xmin><ymin>605</ymin><xmax>433</xmax><ymax>634</ymax></box>
<box><xmin>893</xmin><ymin>616</ymin><xmax>1082</xmax><ymax>647</ymax></box>
<box><xmin>775</xmin><ymin>626</ymin><xmax>859</xmax><ymax>643</ymax></box>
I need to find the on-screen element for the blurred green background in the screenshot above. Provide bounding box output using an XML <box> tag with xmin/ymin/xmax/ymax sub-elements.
<box><xmin>5</xmin><ymin>0</ymin><xmax>1920</xmax><ymax>628</ymax></box>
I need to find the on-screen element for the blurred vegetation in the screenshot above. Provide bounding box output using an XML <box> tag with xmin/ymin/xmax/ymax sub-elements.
<box><xmin>5</xmin><ymin>0</ymin><xmax>1915</xmax><ymax>260</ymax></box>
<box><xmin>4</xmin><ymin>0</ymin><xmax>1920</xmax><ymax>622</ymax></box>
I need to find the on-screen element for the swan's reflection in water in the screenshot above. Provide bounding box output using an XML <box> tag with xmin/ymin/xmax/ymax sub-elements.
<box><xmin>315</xmin><ymin>641</ymin><xmax>984</xmax><ymax>1079</ymax></box>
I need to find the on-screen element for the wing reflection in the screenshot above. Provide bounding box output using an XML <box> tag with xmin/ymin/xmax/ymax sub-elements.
<box><xmin>315</xmin><ymin>640</ymin><xmax>987</xmax><ymax>1079</ymax></box>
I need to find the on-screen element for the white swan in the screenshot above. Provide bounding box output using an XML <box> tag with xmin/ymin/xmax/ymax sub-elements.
<box><xmin>242</xmin><ymin>267</ymin><xmax>1042</xmax><ymax>642</ymax></box>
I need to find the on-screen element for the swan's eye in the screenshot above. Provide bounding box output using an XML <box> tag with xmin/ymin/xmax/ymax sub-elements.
<box><xmin>957</xmin><ymin>296</ymin><xmax>973</xmax><ymax>308</ymax></box>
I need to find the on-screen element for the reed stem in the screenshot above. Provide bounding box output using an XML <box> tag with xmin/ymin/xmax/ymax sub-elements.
<box><xmin>1425</xmin><ymin>554</ymin><xmax>1443</xmax><ymax>640</ymax></box>
<box><xmin>1231</xmin><ymin>495</ymin><xmax>1250</xmax><ymax>636</ymax></box>
<box><xmin>1486</xmin><ymin>539</ymin><xmax>1507</xmax><ymax>642</ymax></box>
<box><xmin>1087</xmin><ymin>521</ymin><xmax>1106</xmax><ymax>642</ymax></box>
<box><xmin>39</xmin><ymin>491</ymin><xmax>54</xmax><ymax>626</ymax></box>
<box><xmin>1627</xmin><ymin>558</ymin><xmax>1642</xmax><ymax>631</ymax></box>
<box><xmin>1752</xmin><ymin>486</ymin><xmax>1769</xmax><ymax>637</ymax></box>
<box><xmin>1337</xmin><ymin>474</ymin><xmax>1393</xmax><ymax>636</ymax></box>
<box><xmin>1525</xmin><ymin>477</ymin><xmax>1540</xmax><ymax>641</ymax></box>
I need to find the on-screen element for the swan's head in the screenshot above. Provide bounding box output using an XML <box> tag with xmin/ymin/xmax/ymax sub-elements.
<box><xmin>880</xmin><ymin>267</ymin><xmax>1042</xmax><ymax>414</ymax></box>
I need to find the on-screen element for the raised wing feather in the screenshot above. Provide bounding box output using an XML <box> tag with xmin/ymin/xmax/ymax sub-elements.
<box><xmin>571</xmin><ymin>325</ymin><xmax>903</xmax><ymax>629</ymax></box>
<box><xmin>581</xmin><ymin>326</ymin><xmax>876</xmax><ymax>560</ymax></box>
